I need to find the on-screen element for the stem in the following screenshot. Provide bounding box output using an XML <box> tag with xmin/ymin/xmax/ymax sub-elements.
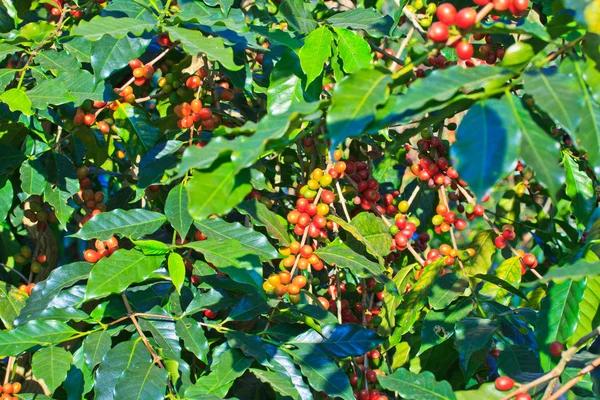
<box><xmin>368</xmin><ymin>41</ymin><xmax>404</xmax><ymax>66</ymax></box>
<box><xmin>455</xmin><ymin>184</ymin><xmax>543</xmax><ymax>280</ymax></box>
<box><xmin>439</xmin><ymin>186</ymin><xmax>468</xmax><ymax>278</ymax></box>
<box><xmin>3</xmin><ymin>357</ymin><xmax>14</xmax><ymax>385</ymax></box>
<box><xmin>502</xmin><ymin>325</ymin><xmax>600</xmax><ymax>399</ymax></box>
<box><xmin>335</xmin><ymin>181</ymin><xmax>351</xmax><ymax>222</ymax></box>
<box><xmin>361</xmin><ymin>278</ymin><xmax>368</xmax><ymax>391</ymax></box>
<box><xmin>16</xmin><ymin>8</ymin><xmax>69</xmax><ymax>89</ymax></box>
<box><xmin>0</xmin><ymin>262</ymin><xmax>30</xmax><ymax>284</ymax></box>
<box><xmin>392</xmin><ymin>27</ymin><xmax>414</xmax><ymax>72</ymax></box>
<box><xmin>335</xmin><ymin>267</ymin><xmax>343</xmax><ymax>324</ymax></box>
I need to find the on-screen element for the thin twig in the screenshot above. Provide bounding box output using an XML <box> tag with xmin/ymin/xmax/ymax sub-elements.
<box><xmin>335</xmin><ymin>181</ymin><xmax>351</xmax><ymax>222</ymax></box>
<box><xmin>0</xmin><ymin>262</ymin><xmax>31</xmax><ymax>285</ymax></box>
<box><xmin>392</xmin><ymin>27</ymin><xmax>414</xmax><ymax>71</ymax></box>
<box><xmin>368</xmin><ymin>41</ymin><xmax>404</xmax><ymax>66</ymax></box>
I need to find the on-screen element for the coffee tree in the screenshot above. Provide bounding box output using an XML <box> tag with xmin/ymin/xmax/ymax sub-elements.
<box><xmin>0</xmin><ymin>0</ymin><xmax>598</xmax><ymax>398</ymax></box>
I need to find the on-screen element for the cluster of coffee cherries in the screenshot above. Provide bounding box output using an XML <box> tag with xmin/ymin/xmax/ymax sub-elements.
<box><xmin>287</xmin><ymin>194</ymin><xmax>336</xmax><ymax>239</ymax></box>
<box><xmin>45</xmin><ymin>0</ymin><xmax>105</xmax><ymax>19</ymax></box>
<box><xmin>350</xmin><ymin>350</ymin><xmax>389</xmax><ymax>400</ymax></box>
<box><xmin>493</xmin><ymin>225</ymin><xmax>538</xmax><ymax>273</ymax></box>
<box><xmin>23</xmin><ymin>196</ymin><xmax>58</xmax><ymax>230</ymax></box>
<box><xmin>280</xmin><ymin>242</ymin><xmax>325</xmax><ymax>271</ymax></box>
<box><xmin>174</xmin><ymin>99</ymin><xmax>216</xmax><ymax>130</ymax></box>
<box><xmin>76</xmin><ymin>166</ymin><xmax>107</xmax><ymax>225</ymax></box>
<box><xmin>13</xmin><ymin>245</ymin><xmax>47</xmax><ymax>274</ymax></box>
<box><xmin>83</xmin><ymin>237</ymin><xmax>119</xmax><ymax>263</ymax></box>
<box><xmin>326</xmin><ymin>280</ymin><xmax>384</xmax><ymax>325</ymax></box>
<box><xmin>409</xmin><ymin>136</ymin><xmax>458</xmax><ymax>187</ymax></box>
<box><xmin>0</xmin><ymin>382</ymin><xmax>22</xmax><ymax>400</ymax></box>
<box><xmin>427</xmin><ymin>0</ymin><xmax>529</xmax><ymax>60</ymax></box>
<box><xmin>262</xmin><ymin>271</ymin><xmax>308</xmax><ymax>304</ymax></box>
<box><xmin>129</xmin><ymin>59</ymin><xmax>156</xmax><ymax>87</ymax></box>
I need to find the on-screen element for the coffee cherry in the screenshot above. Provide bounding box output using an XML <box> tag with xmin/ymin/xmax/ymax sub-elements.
<box><xmin>549</xmin><ymin>341</ymin><xmax>564</xmax><ymax>357</ymax></box>
<box><xmin>97</xmin><ymin>121</ymin><xmax>110</xmax><ymax>134</ymax></box>
<box><xmin>456</xmin><ymin>42</ymin><xmax>473</xmax><ymax>60</ymax></box>
<box><xmin>84</xmin><ymin>249</ymin><xmax>100</xmax><ymax>263</ymax></box>
<box><xmin>436</xmin><ymin>3</ymin><xmax>457</xmax><ymax>25</ymax></box>
<box><xmin>513</xmin><ymin>0</ymin><xmax>529</xmax><ymax>11</ymax></box>
<box><xmin>455</xmin><ymin>7</ymin><xmax>477</xmax><ymax>29</ymax></box>
<box><xmin>494</xmin><ymin>0</ymin><xmax>510</xmax><ymax>11</ymax></box>
<box><xmin>142</xmin><ymin>65</ymin><xmax>155</xmax><ymax>79</ymax></box>
<box><xmin>133</xmin><ymin>67</ymin><xmax>144</xmax><ymax>78</ymax></box>
<box><xmin>186</xmin><ymin>76</ymin><xmax>201</xmax><ymax>89</ymax></box>
<box><xmin>83</xmin><ymin>114</ymin><xmax>96</xmax><ymax>126</ymax></box>
<box><xmin>129</xmin><ymin>59</ymin><xmax>142</xmax><ymax>69</ymax></box>
<box><xmin>427</xmin><ymin>22</ymin><xmax>449</xmax><ymax>42</ymax></box>
<box><xmin>494</xmin><ymin>376</ymin><xmax>514</xmax><ymax>391</ymax></box>
<box><xmin>11</xmin><ymin>382</ymin><xmax>21</xmax><ymax>394</ymax></box>
<box><xmin>494</xmin><ymin>236</ymin><xmax>506</xmax><ymax>249</ymax></box>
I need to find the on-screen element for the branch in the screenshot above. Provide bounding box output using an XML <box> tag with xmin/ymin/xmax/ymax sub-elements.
<box><xmin>502</xmin><ymin>326</ymin><xmax>600</xmax><ymax>399</ymax></box>
<box><xmin>368</xmin><ymin>41</ymin><xmax>404</xmax><ymax>66</ymax></box>
<box><xmin>16</xmin><ymin>8</ymin><xmax>69</xmax><ymax>89</ymax></box>
<box><xmin>0</xmin><ymin>262</ymin><xmax>31</xmax><ymax>285</ymax></box>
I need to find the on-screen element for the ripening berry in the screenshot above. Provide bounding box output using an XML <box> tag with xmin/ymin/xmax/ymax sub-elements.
<box><xmin>549</xmin><ymin>341</ymin><xmax>564</xmax><ymax>357</ymax></box>
<box><xmin>494</xmin><ymin>376</ymin><xmax>514</xmax><ymax>391</ymax></box>
<box><xmin>84</xmin><ymin>249</ymin><xmax>100</xmax><ymax>263</ymax></box>
<box><xmin>427</xmin><ymin>22</ymin><xmax>449</xmax><ymax>42</ymax></box>
<box><xmin>83</xmin><ymin>114</ymin><xmax>96</xmax><ymax>126</ymax></box>
<box><xmin>436</xmin><ymin>3</ymin><xmax>457</xmax><ymax>25</ymax></box>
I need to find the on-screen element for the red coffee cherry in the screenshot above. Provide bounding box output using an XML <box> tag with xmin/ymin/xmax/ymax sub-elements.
<box><xmin>549</xmin><ymin>341</ymin><xmax>564</xmax><ymax>357</ymax></box>
<box><xmin>436</xmin><ymin>3</ymin><xmax>457</xmax><ymax>25</ymax></box>
<box><xmin>456</xmin><ymin>42</ymin><xmax>473</xmax><ymax>60</ymax></box>
<box><xmin>494</xmin><ymin>376</ymin><xmax>514</xmax><ymax>391</ymax></box>
<box><xmin>427</xmin><ymin>22</ymin><xmax>449</xmax><ymax>42</ymax></box>
<box><xmin>455</xmin><ymin>7</ymin><xmax>477</xmax><ymax>29</ymax></box>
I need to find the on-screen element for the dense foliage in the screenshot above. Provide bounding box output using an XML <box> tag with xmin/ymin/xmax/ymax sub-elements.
<box><xmin>0</xmin><ymin>0</ymin><xmax>598</xmax><ymax>398</ymax></box>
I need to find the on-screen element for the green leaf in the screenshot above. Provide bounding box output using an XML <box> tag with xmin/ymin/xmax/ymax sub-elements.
<box><xmin>475</xmin><ymin>274</ymin><xmax>527</xmax><ymax>302</ymax></box>
<box><xmin>497</xmin><ymin>344</ymin><xmax>542</xmax><ymax>379</ymax></box>
<box><xmin>82</xmin><ymin>330</ymin><xmax>112</xmax><ymax>371</ymax></box>
<box><xmin>420</xmin><ymin>298</ymin><xmax>474</xmax><ymax>355</ymax></box>
<box><xmin>113</xmin><ymin>358</ymin><xmax>168</xmax><ymax>400</ymax></box>
<box><xmin>524</xmin><ymin>68</ymin><xmax>583</xmax><ymax>135</ymax></box>
<box><xmin>290</xmin><ymin>349</ymin><xmax>354</xmax><ymax>400</ymax></box>
<box><xmin>566</xmin><ymin>59</ymin><xmax>600</xmax><ymax>169</ymax></box>
<box><xmin>298</xmin><ymin>26</ymin><xmax>333</xmax><ymax>86</ymax></box>
<box><xmin>183</xmin><ymin>239</ymin><xmax>263</xmax><ymax>292</ymax></box>
<box><xmin>315</xmin><ymin>239</ymin><xmax>391</xmax><ymax>290</ymax></box>
<box><xmin>113</xmin><ymin>104</ymin><xmax>161</xmax><ymax>158</ymax></box>
<box><xmin>237</xmin><ymin>199</ymin><xmax>291</xmax><ymax>246</ymax></box>
<box><xmin>479</xmin><ymin>15</ymin><xmax>551</xmax><ymax>41</ymax></box>
<box><xmin>137</xmin><ymin>308</ymin><xmax>181</xmax><ymax>362</ymax></box>
<box><xmin>326</xmin><ymin>68</ymin><xmax>392</xmax><ymax>149</ymax></box>
<box><xmin>288</xmin><ymin>323</ymin><xmax>383</xmax><ymax>358</ymax></box>
<box><xmin>165</xmin><ymin>26</ymin><xmax>241</xmax><ymax>71</ymax></box>
<box><xmin>0</xmin><ymin>69</ymin><xmax>16</xmax><ymax>91</ymax></box>
<box><xmin>0</xmin><ymin>320</ymin><xmax>78</xmax><ymax>357</ymax></box>
<box><xmin>175</xmin><ymin>317</ymin><xmax>209</xmax><ymax>363</ymax></box>
<box><xmin>227</xmin><ymin>331</ymin><xmax>272</xmax><ymax>366</ymax></box>
<box><xmin>395</xmin><ymin>258</ymin><xmax>446</xmax><ymax>335</ymax></box>
<box><xmin>428</xmin><ymin>273</ymin><xmax>469</xmax><ymax>310</ymax></box>
<box><xmin>91</xmin><ymin>34</ymin><xmax>150</xmax><ymax>82</ymax></box>
<box><xmin>571</xmin><ymin>276</ymin><xmax>600</xmax><ymax>346</ymax></box>
<box><xmin>328</xmin><ymin>212</ymin><xmax>391</xmax><ymax>262</ymax></box>
<box><xmin>0</xmin><ymin>44</ymin><xmax>21</xmax><ymax>61</ymax></box>
<box><xmin>167</xmin><ymin>252</ymin><xmax>185</xmax><ymax>294</ymax></box>
<box><xmin>185</xmin><ymin>346</ymin><xmax>252</xmax><ymax>398</ymax></box>
<box><xmin>455</xmin><ymin>382</ymin><xmax>514</xmax><ymax>400</ymax></box>
<box><xmin>165</xmin><ymin>183</ymin><xmax>193</xmax><ymax>240</ymax></box>
<box><xmin>267</xmin><ymin>49</ymin><xmax>319</xmax><ymax>115</ymax></box>
<box><xmin>37</xmin><ymin>49</ymin><xmax>81</xmax><ymax>76</ymax></box>
<box><xmin>0</xmin><ymin>89</ymin><xmax>33</xmax><ymax>116</ymax></box>
<box><xmin>536</xmin><ymin>279</ymin><xmax>585</xmax><ymax>371</ymax></box>
<box><xmin>0</xmin><ymin>179</ymin><xmax>12</xmax><ymax>222</ymax></box>
<box><xmin>542</xmin><ymin>259</ymin><xmax>600</xmax><ymax>281</ymax></box>
<box><xmin>374</xmin><ymin>66</ymin><xmax>512</xmax><ymax>128</ymax></box>
<box><xmin>465</xmin><ymin>230</ymin><xmax>496</xmax><ymax>279</ymax></box>
<box><xmin>44</xmin><ymin>183</ymin><xmax>74</xmax><ymax>229</ymax></box>
<box><xmin>278</xmin><ymin>0</ymin><xmax>317</xmax><ymax>34</ymax></box>
<box><xmin>0</xmin><ymin>282</ymin><xmax>26</xmax><ymax>329</ymax></box>
<box><xmin>454</xmin><ymin>318</ymin><xmax>497</xmax><ymax>379</ymax></box>
<box><xmin>327</xmin><ymin>8</ymin><xmax>395</xmax><ymax>37</ymax></box>
<box><xmin>16</xmin><ymin>21</ymin><xmax>56</xmax><ymax>43</ymax></box>
<box><xmin>132</xmin><ymin>240</ymin><xmax>171</xmax><ymax>255</ymax></box>
<box><xmin>72</xmin><ymin>16</ymin><xmax>155</xmax><ymax>41</ymax></box>
<box><xmin>229</xmin><ymin>293</ymin><xmax>270</xmax><ymax>321</ymax></box>
<box><xmin>195</xmin><ymin>218</ymin><xmax>278</xmax><ymax>261</ymax></box>
<box><xmin>16</xmin><ymin>262</ymin><xmax>93</xmax><ymax>325</ymax></box>
<box><xmin>250</xmin><ymin>369</ymin><xmax>299</xmax><ymax>400</ymax></box>
<box><xmin>0</xmin><ymin>145</ymin><xmax>26</xmax><ymax>175</ymax></box>
<box><xmin>333</xmin><ymin>27</ymin><xmax>372</xmax><ymax>74</ymax></box>
<box><xmin>186</xmin><ymin>161</ymin><xmax>252</xmax><ymax>221</ymax></box>
<box><xmin>56</xmin><ymin>69</ymin><xmax>106</xmax><ymax>107</ymax></box>
<box><xmin>32</xmin><ymin>346</ymin><xmax>73</xmax><ymax>394</ymax></box>
<box><xmin>85</xmin><ymin>249</ymin><xmax>165</xmax><ymax>300</ymax></box>
<box><xmin>563</xmin><ymin>152</ymin><xmax>595</xmax><ymax>224</ymax></box>
<box><xmin>479</xmin><ymin>257</ymin><xmax>522</xmax><ymax>306</ymax></box>
<box><xmin>72</xmin><ymin>209</ymin><xmax>166</xmax><ymax>241</ymax></box>
<box><xmin>503</xmin><ymin>94</ymin><xmax>563</xmax><ymax>198</ymax></box>
<box><xmin>452</xmin><ymin>99</ymin><xmax>521</xmax><ymax>199</ymax></box>
<box><xmin>27</xmin><ymin>79</ymin><xmax>76</xmax><ymax>109</ymax></box>
<box><xmin>378</xmin><ymin>368</ymin><xmax>457</xmax><ymax>400</ymax></box>
<box><xmin>94</xmin><ymin>339</ymin><xmax>149</xmax><ymax>400</ymax></box>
